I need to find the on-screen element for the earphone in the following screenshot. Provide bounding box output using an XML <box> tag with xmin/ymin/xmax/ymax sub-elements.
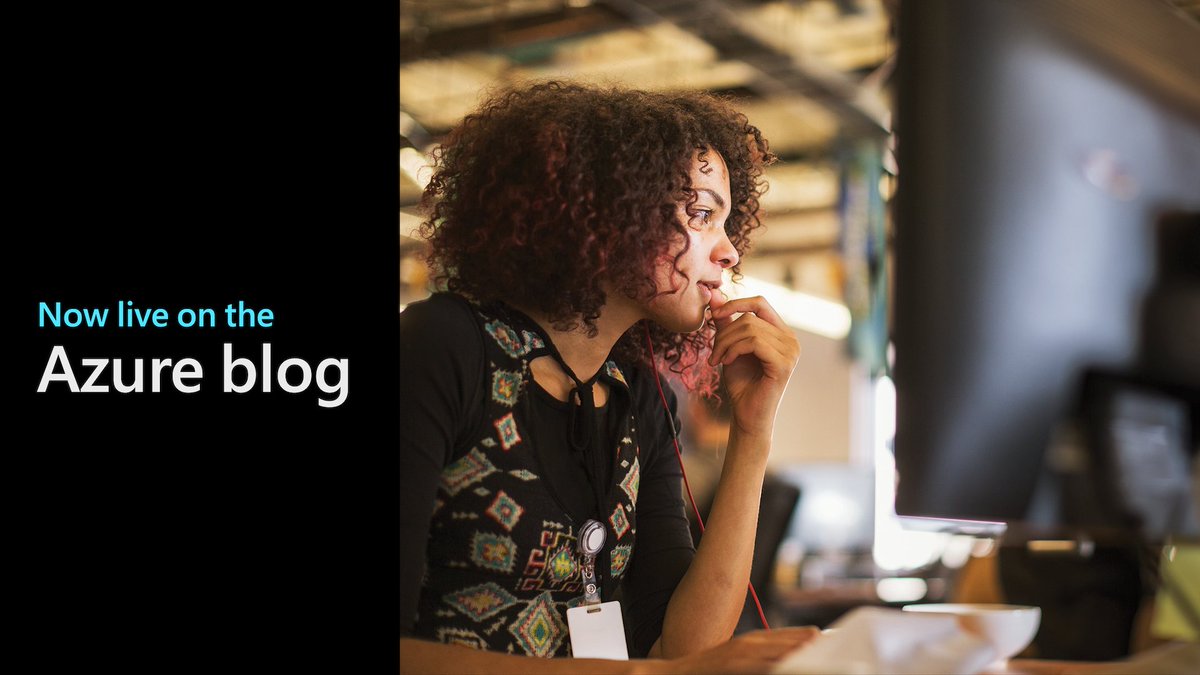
<box><xmin>642</xmin><ymin>322</ymin><xmax>772</xmax><ymax>631</ymax></box>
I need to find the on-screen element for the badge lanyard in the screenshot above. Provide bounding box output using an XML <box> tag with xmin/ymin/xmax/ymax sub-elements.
<box><xmin>577</xmin><ymin>518</ymin><xmax>606</xmax><ymax>605</ymax></box>
<box><xmin>568</xmin><ymin>517</ymin><xmax>628</xmax><ymax>660</ymax></box>
<box><xmin>522</xmin><ymin>316</ymin><xmax>630</xmax><ymax>657</ymax></box>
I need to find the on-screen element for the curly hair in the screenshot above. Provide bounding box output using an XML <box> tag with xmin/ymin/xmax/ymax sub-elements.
<box><xmin>418</xmin><ymin>80</ymin><xmax>775</xmax><ymax>394</ymax></box>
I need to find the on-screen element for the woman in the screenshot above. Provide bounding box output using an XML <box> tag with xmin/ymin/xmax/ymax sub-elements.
<box><xmin>400</xmin><ymin>81</ymin><xmax>814</xmax><ymax>673</ymax></box>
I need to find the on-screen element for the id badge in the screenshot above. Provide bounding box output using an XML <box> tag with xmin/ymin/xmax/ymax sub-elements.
<box><xmin>567</xmin><ymin>600</ymin><xmax>629</xmax><ymax>660</ymax></box>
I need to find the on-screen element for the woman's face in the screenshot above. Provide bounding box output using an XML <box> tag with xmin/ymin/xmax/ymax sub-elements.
<box><xmin>644</xmin><ymin>149</ymin><xmax>739</xmax><ymax>332</ymax></box>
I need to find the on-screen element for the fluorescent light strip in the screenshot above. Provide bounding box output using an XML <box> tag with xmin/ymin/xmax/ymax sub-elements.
<box><xmin>728</xmin><ymin>274</ymin><xmax>852</xmax><ymax>339</ymax></box>
<box><xmin>399</xmin><ymin>147</ymin><xmax>433</xmax><ymax>190</ymax></box>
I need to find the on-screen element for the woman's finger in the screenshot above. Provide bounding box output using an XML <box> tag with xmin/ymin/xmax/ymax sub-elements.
<box><xmin>709</xmin><ymin>315</ymin><xmax>797</xmax><ymax>368</ymax></box>
<box><xmin>709</xmin><ymin>295</ymin><xmax>787</xmax><ymax>331</ymax></box>
<box><xmin>710</xmin><ymin>315</ymin><xmax>792</xmax><ymax>364</ymax></box>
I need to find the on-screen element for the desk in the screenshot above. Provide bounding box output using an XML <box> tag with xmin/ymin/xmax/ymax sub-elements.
<box><xmin>1001</xmin><ymin>661</ymin><xmax>1110</xmax><ymax>674</ymax></box>
<box><xmin>1002</xmin><ymin>642</ymin><xmax>1199</xmax><ymax>674</ymax></box>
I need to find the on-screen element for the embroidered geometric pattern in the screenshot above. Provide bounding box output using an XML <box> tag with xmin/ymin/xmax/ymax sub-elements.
<box><xmin>485</xmin><ymin>319</ymin><xmax>528</xmax><ymax>359</ymax></box>
<box><xmin>486</xmin><ymin>490</ymin><xmax>524</xmax><ymax>532</ymax></box>
<box><xmin>491</xmin><ymin>369</ymin><xmax>522</xmax><ymax>407</ymax></box>
<box><xmin>495</xmin><ymin>412</ymin><xmax>522</xmax><ymax>451</ymax></box>
<box><xmin>545</xmin><ymin>545</ymin><xmax>577</xmax><ymax>583</ymax></box>
<box><xmin>481</xmin><ymin>437</ymin><xmax>497</xmax><ymax>448</ymax></box>
<box><xmin>519</xmin><ymin>527</ymin><xmax>582</xmax><ymax>593</ymax></box>
<box><xmin>470</xmin><ymin>531</ymin><xmax>518</xmax><ymax>573</ymax></box>
<box><xmin>508</xmin><ymin>592</ymin><xmax>567</xmax><ymax>657</ymax></box>
<box><xmin>611</xmin><ymin>544</ymin><xmax>632</xmax><ymax>577</ymax></box>
<box><xmin>441</xmin><ymin>448</ymin><xmax>498</xmax><ymax>496</ymax></box>
<box><xmin>610</xmin><ymin>504</ymin><xmax>630</xmax><ymax>540</ymax></box>
<box><xmin>521</xmin><ymin>330</ymin><xmax>545</xmax><ymax>351</ymax></box>
<box><xmin>603</xmin><ymin>360</ymin><xmax>628</xmax><ymax>386</ymax></box>
<box><xmin>509</xmin><ymin>469</ymin><xmax>538</xmax><ymax>481</ymax></box>
<box><xmin>444</xmin><ymin>582</ymin><xmax>518</xmax><ymax>622</ymax></box>
<box><xmin>436</xmin><ymin>626</ymin><xmax>488</xmax><ymax>650</ymax></box>
<box><xmin>619</xmin><ymin>457</ymin><xmax>641</xmax><ymax>506</ymax></box>
<box><xmin>474</xmin><ymin>487</ymin><xmax>491</xmax><ymax>497</ymax></box>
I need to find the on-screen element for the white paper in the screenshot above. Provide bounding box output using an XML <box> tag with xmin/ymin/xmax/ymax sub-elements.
<box><xmin>772</xmin><ymin>606</ymin><xmax>998</xmax><ymax>675</ymax></box>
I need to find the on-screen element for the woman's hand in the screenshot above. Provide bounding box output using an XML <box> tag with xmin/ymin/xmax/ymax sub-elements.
<box><xmin>640</xmin><ymin>627</ymin><xmax>820</xmax><ymax>675</ymax></box>
<box><xmin>707</xmin><ymin>293</ymin><xmax>801</xmax><ymax>442</ymax></box>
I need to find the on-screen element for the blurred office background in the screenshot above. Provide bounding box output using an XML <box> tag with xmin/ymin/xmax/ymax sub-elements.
<box><xmin>400</xmin><ymin>0</ymin><xmax>1200</xmax><ymax>638</ymax></box>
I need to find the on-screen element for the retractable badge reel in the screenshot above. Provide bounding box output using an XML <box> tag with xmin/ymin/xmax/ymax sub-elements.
<box><xmin>566</xmin><ymin>518</ymin><xmax>629</xmax><ymax>660</ymax></box>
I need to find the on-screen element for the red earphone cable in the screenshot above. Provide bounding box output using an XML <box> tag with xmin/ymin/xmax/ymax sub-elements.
<box><xmin>642</xmin><ymin>323</ymin><xmax>771</xmax><ymax>631</ymax></box>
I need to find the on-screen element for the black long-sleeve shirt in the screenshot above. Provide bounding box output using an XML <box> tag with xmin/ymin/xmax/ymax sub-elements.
<box><xmin>399</xmin><ymin>292</ymin><xmax>696</xmax><ymax>657</ymax></box>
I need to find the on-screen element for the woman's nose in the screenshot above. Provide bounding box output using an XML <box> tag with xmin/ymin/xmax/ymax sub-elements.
<box><xmin>714</xmin><ymin>232</ymin><xmax>739</xmax><ymax>268</ymax></box>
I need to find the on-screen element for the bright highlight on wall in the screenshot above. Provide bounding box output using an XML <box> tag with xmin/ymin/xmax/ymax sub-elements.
<box><xmin>875</xmin><ymin>577</ymin><xmax>928</xmax><ymax>603</ymax></box>
<box><xmin>871</xmin><ymin>375</ymin><xmax>949</xmax><ymax>571</ymax></box>
<box><xmin>400</xmin><ymin>147</ymin><xmax>433</xmax><ymax>189</ymax></box>
<box><xmin>727</xmin><ymin>274</ymin><xmax>852</xmax><ymax>339</ymax></box>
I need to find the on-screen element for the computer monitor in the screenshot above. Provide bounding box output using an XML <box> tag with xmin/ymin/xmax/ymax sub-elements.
<box><xmin>892</xmin><ymin>0</ymin><xmax>1200</xmax><ymax>526</ymax></box>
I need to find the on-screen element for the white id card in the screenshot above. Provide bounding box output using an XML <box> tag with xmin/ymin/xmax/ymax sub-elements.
<box><xmin>566</xmin><ymin>601</ymin><xmax>629</xmax><ymax>660</ymax></box>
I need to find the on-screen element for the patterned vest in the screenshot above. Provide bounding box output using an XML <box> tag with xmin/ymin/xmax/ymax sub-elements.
<box><xmin>413</xmin><ymin>300</ymin><xmax>643</xmax><ymax>657</ymax></box>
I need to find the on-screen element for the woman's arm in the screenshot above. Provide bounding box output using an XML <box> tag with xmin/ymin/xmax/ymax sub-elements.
<box><xmin>653</xmin><ymin>294</ymin><xmax>801</xmax><ymax>658</ymax></box>
<box><xmin>399</xmin><ymin>295</ymin><xmax>485</xmax><ymax>632</ymax></box>
<box><xmin>400</xmin><ymin>626</ymin><xmax>819</xmax><ymax>674</ymax></box>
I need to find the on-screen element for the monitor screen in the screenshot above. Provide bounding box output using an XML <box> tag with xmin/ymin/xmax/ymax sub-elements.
<box><xmin>892</xmin><ymin>0</ymin><xmax>1200</xmax><ymax>524</ymax></box>
<box><xmin>1072</xmin><ymin>369</ymin><xmax>1200</xmax><ymax>541</ymax></box>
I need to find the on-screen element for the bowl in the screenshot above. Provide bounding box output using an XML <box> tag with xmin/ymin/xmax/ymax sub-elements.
<box><xmin>901</xmin><ymin>603</ymin><xmax>1041</xmax><ymax>661</ymax></box>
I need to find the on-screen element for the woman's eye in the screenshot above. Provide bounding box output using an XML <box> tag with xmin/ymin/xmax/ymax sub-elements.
<box><xmin>690</xmin><ymin>209</ymin><xmax>713</xmax><ymax>225</ymax></box>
